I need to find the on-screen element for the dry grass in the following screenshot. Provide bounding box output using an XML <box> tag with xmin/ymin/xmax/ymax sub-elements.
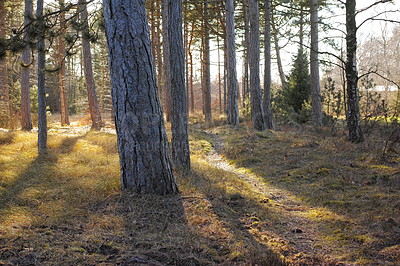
<box><xmin>0</xmin><ymin>118</ymin><xmax>399</xmax><ymax>265</ymax></box>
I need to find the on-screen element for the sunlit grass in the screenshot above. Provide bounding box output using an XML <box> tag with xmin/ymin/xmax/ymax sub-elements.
<box><xmin>0</xmin><ymin>120</ymin><xmax>399</xmax><ymax>264</ymax></box>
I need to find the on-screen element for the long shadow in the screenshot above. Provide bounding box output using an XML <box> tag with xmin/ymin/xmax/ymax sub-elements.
<box><xmin>202</xmin><ymin>125</ymin><xmax>400</xmax><ymax>264</ymax></box>
<box><xmin>0</xmin><ymin>135</ymin><xmax>90</xmax><ymax>264</ymax></box>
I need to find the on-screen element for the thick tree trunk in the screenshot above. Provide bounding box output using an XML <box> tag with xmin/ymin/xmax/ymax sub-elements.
<box><xmin>345</xmin><ymin>0</ymin><xmax>363</xmax><ymax>142</ymax></box>
<box><xmin>263</xmin><ymin>0</ymin><xmax>273</xmax><ymax>129</ymax></box>
<box><xmin>58</xmin><ymin>0</ymin><xmax>69</xmax><ymax>126</ymax></box>
<box><xmin>36</xmin><ymin>0</ymin><xmax>47</xmax><ymax>154</ymax></box>
<box><xmin>203</xmin><ymin>1</ymin><xmax>212</xmax><ymax>124</ymax></box>
<box><xmin>21</xmin><ymin>0</ymin><xmax>33</xmax><ymax>131</ymax></box>
<box><xmin>248</xmin><ymin>0</ymin><xmax>266</xmax><ymax>130</ymax></box>
<box><xmin>78</xmin><ymin>0</ymin><xmax>103</xmax><ymax>130</ymax></box>
<box><xmin>0</xmin><ymin>0</ymin><xmax>9</xmax><ymax>129</ymax></box>
<box><xmin>162</xmin><ymin>0</ymin><xmax>171</xmax><ymax>122</ymax></box>
<box><xmin>226</xmin><ymin>0</ymin><xmax>239</xmax><ymax>125</ymax></box>
<box><xmin>310</xmin><ymin>0</ymin><xmax>322</xmax><ymax>126</ymax></box>
<box><xmin>103</xmin><ymin>0</ymin><xmax>178</xmax><ymax>195</ymax></box>
<box><xmin>167</xmin><ymin>0</ymin><xmax>190</xmax><ymax>169</ymax></box>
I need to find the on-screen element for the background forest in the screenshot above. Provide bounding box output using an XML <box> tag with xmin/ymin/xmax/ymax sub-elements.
<box><xmin>0</xmin><ymin>0</ymin><xmax>400</xmax><ymax>265</ymax></box>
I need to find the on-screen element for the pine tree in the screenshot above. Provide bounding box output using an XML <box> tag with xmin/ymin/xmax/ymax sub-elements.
<box><xmin>103</xmin><ymin>0</ymin><xmax>178</xmax><ymax>194</ymax></box>
<box><xmin>285</xmin><ymin>48</ymin><xmax>311</xmax><ymax>114</ymax></box>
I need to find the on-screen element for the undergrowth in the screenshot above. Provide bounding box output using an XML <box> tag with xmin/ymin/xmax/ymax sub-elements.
<box><xmin>0</xmin><ymin>122</ymin><xmax>399</xmax><ymax>265</ymax></box>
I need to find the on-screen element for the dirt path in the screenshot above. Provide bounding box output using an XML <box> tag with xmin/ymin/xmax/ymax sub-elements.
<box><xmin>203</xmin><ymin>129</ymin><xmax>343</xmax><ymax>264</ymax></box>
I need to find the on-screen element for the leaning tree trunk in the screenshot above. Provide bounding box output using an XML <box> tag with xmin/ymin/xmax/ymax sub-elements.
<box><xmin>248</xmin><ymin>0</ymin><xmax>266</xmax><ymax>130</ymax></box>
<box><xmin>36</xmin><ymin>0</ymin><xmax>47</xmax><ymax>154</ymax></box>
<box><xmin>103</xmin><ymin>0</ymin><xmax>178</xmax><ymax>195</ymax></box>
<box><xmin>167</xmin><ymin>0</ymin><xmax>191</xmax><ymax>169</ymax></box>
<box><xmin>58</xmin><ymin>0</ymin><xmax>69</xmax><ymax>126</ymax></box>
<box><xmin>21</xmin><ymin>0</ymin><xmax>33</xmax><ymax>131</ymax></box>
<box><xmin>0</xmin><ymin>0</ymin><xmax>9</xmax><ymax>128</ymax></box>
<box><xmin>345</xmin><ymin>0</ymin><xmax>363</xmax><ymax>142</ymax></box>
<box><xmin>78</xmin><ymin>0</ymin><xmax>103</xmax><ymax>130</ymax></box>
<box><xmin>263</xmin><ymin>0</ymin><xmax>273</xmax><ymax>129</ymax></box>
<box><xmin>226</xmin><ymin>0</ymin><xmax>239</xmax><ymax>125</ymax></box>
<box><xmin>310</xmin><ymin>0</ymin><xmax>322</xmax><ymax>126</ymax></box>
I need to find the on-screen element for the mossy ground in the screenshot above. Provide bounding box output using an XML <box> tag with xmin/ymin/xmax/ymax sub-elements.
<box><xmin>0</xmin><ymin>115</ymin><xmax>399</xmax><ymax>265</ymax></box>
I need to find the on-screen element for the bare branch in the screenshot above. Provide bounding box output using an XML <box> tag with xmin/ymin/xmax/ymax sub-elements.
<box><xmin>356</xmin><ymin>0</ymin><xmax>393</xmax><ymax>16</ymax></box>
<box><xmin>357</xmin><ymin>9</ymin><xmax>400</xmax><ymax>30</ymax></box>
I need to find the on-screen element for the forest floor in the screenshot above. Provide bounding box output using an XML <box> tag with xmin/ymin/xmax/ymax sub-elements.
<box><xmin>0</xmin><ymin>115</ymin><xmax>399</xmax><ymax>265</ymax></box>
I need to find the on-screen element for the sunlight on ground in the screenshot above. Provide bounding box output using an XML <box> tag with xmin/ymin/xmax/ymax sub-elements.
<box><xmin>0</xmin><ymin>124</ymin><xmax>399</xmax><ymax>264</ymax></box>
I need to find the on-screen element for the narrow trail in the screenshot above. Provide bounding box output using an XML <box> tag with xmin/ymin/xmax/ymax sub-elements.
<box><xmin>203</xmin><ymin>129</ymin><xmax>341</xmax><ymax>264</ymax></box>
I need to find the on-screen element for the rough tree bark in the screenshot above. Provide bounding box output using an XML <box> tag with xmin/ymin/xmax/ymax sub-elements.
<box><xmin>36</xmin><ymin>0</ymin><xmax>47</xmax><ymax>154</ymax></box>
<box><xmin>310</xmin><ymin>0</ymin><xmax>322</xmax><ymax>126</ymax></box>
<box><xmin>345</xmin><ymin>0</ymin><xmax>363</xmax><ymax>142</ymax></box>
<box><xmin>78</xmin><ymin>0</ymin><xmax>103</xmax><ymax>130</ymax></box>
<box><xmin>226</xmin><ymin>0</ymin><xmax>239</xmax><ymax>125</ymax></box>
<box><xmin>21</xmin><ymin>0</ymin><xmax>33</xmax><ymax>131</ymax></box>
<box><xmin>103</xmin><ymin>0</ymin><xmax>178</xmax><ymax>194</ymax></box>
<box><xmin>263</xmin><ymin>0</ymin><xmax>273</xmax><ymax>129</ymax></box>
<box><xmin>167</xmin><ymin>0</ymin><xmax>191</xmax><ymax>169</ymax></box>
<box><xmin>248</xmin><ymin>0</ymin><xmax>266</xmax><ymax>130</ymax></box>
<box><xmin>58</xmin><ymin>0</ymin><xmax>69</xmax><ymax>126</ymax></box>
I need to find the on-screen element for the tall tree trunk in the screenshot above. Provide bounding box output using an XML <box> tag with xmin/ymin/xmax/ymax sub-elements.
<box><xmin>188</xmin><ymin>37</ymin><xmax>195</xmax><ymax>113</ymax></box>
<box><xmin>162</xmin><ymin>0</ymin><xmax>171</xmax><ymax>122</ymax></box>
<box><xmin>167</xmin><ymin>0</ymin><xmax>191</xmax><ymax>169</ymax></box>
<box><xmin>103</xmin><ymin>0</ymin><xmax>178</xmax><ymax>195</ymax></box>
<box><xmin>249</xmin><ymin>0</ymin><xmax>266</xmax><ymax>130</ymax></box>
<box><xmin>203</xmin><ymin>1</ymin><xmax>212</xmax><ymax>124</ymax></box>
<box><xmin>310</xmin><ymin>0</ymin><xmax>322</xmax><ymax>126</ymax></box>
<box><xmin>345</xmin><ymin>0</ymin><xmax>363</xmax><ymax>142</ymax></box>
<box><xmin>36</xmin><ymin>0</ymin><xmax>47</xmax><ymax>154</ymax></box>
<box><xmin>0</xmin><ymin>0</ymin><xmax>10</xmax><ymax>129</ymax></box>
<box><xmin>183</xmin><ymin>1</ymin><xmax>190</xmax><ymax>114</ymax></box>
<box><xmin>242</xmin><ymin>0</ymin><xmax>249</xmax><ymax>108</ymax></box>
<box><xmin>78</xmin><ymin>0</ymin><xmax>103</xmax><ymax>130</ymax></box>
<box><xmin>217</xmin><ymin>34</ymin><xmax>222</xmax><ymax>114</ymax></box>
<box><xmin>263</xmin><ymin>0</ymin><xmax>273</xmax><ymax>129</ymax></box>
<box><xmin>271</xmin><ymin>13</ymin><xmax>287</xmax><ymax>88</ymax></box>
<box><xmin>58</xmin><ymin>0</ymin><xmax>69</xmax><ymax>126</ymax></box>
<box><xmin>21</xmin><ymin>0</ymin><xmax>33</xmax><ymax>131</ymax></box>
<box><xmin>226</xmin><ymin>0</ymin><xmax>239</xmax><ymax>125</ymax></box>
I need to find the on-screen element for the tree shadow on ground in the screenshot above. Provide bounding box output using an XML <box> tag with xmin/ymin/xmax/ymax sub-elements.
<box><xmin>202</xmin><ymin>125</ymin><xmax>400</xmax><ymax>264</ymax></box>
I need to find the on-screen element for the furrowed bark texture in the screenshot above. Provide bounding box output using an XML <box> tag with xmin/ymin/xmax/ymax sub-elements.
<box><xmin>263</xmin><ymin>0</ymin><xmax>273</xmax><ymax>129</ymax></box>
<box><xmin>345</xmin><ymin>0</ymin><xmax>363</xmax><ymax>142</ymax></box>
<box><xmin>168</xmin><ymin>0</ymin><xmax>190</xmax><ymax>169</ymax></box>
<box><xmin>226</xmin><ymin>0</ymin><xmax>239</xmax><ymax>125</ymax></box>
<box><xmin>21</xmin><ymin>0</ymin><xmax>33</xmax><ymax>131</ymax></box>
<box><xmin>103</xmin><ymin>0</ymin><xmax>178</xmax><ymax>195</ymax></box>
<box><xmin>79</xmin><ymin>0</ymin><xmax>103</xmax><ymax>130</ymax></box>
<box><xmin>37</xmin><ymin>0</ymin><xmax>47</xmax><ymax>154</ymax></box>
<box><xmin>248</xmin><ymin>0</ymin><xmax>266</xmax><ymax>130</ymax></box>
<box><xmin>310</xmin><ymin>0</ymin><xmax>322</xmax><ymax>126</ymax></box>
